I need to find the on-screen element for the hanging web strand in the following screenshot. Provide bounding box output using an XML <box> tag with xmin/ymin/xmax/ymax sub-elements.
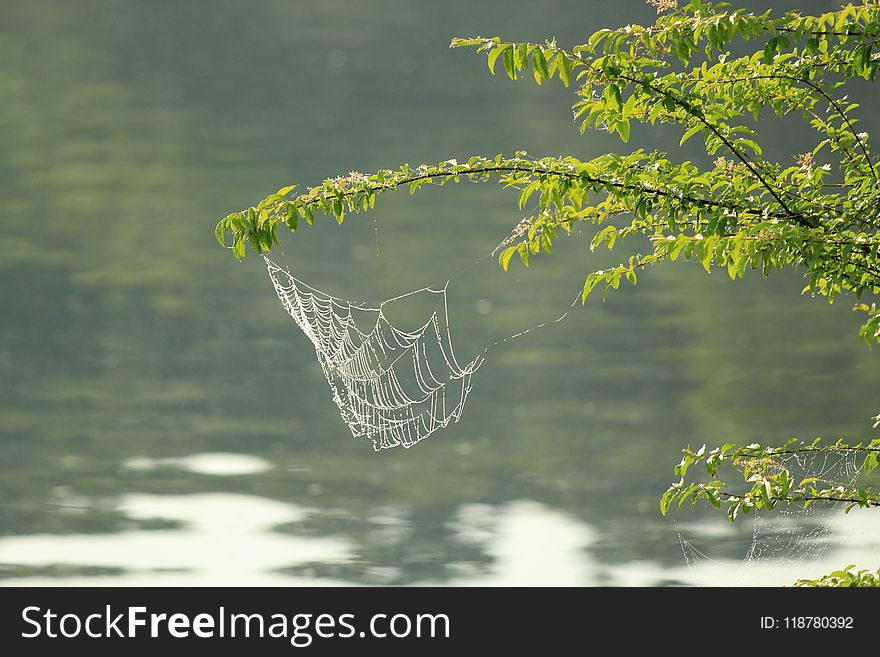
<box><xmin>264</xmin><ymin>256</ymin><xmax>483</xmax><ymax>450</ymax></box>
<box><xmin>673</xmin><ymin>446</ymin><xmax>873</xmax><ymax>585</ymax></box>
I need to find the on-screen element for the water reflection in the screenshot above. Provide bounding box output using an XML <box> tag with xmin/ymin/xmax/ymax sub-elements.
<box><xmin>666</xmin><ymin>511</ymin><xmax>880</xmax><ymax>587</ymax></box>
<box><xmin>447</xmin><ymin>501</ymin><xmax>596</xmax><ymax>585</ymax></box>
<box><xmin>3</xmin><ymin>494</ymin><xmax>877</xmax><ymax>586</ymax></box>
<box><xmin>0</xmin><ymin>493</ymin><xmax>352</xmax><ymax>586</ymax></box>
<box><xmin>124</xmin><ymin>452</ymin><xmax>273</xmax><ymax>476</ymax></box>
<box><xmin>0</xmin><ymin>0</ymin><xmax>877</xmax><ymax>587</ymax></box>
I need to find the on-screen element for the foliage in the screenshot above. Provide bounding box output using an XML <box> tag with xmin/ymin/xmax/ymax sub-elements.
<box><xmin>218</xmin><ymin>0</ymin><xmax>880</xmax><ymax>344</ymax></box>
<box><xmin>659</xmin><ymin>438</ymin><xmax>880</xmax><ymax>521</ymax></box>
<box><xmin>218</xmin><ymin>0</ymin><xmax>880</xmax><ymax>585</ymax></box>
<box><xmin>794</xmin><ymin>565</ymin><xmax>880</xmax><ymax>587</ymax></box>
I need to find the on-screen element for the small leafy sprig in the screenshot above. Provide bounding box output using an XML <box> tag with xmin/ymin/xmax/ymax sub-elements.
<box><xmin>659</xmin><ymin>438</ymin><xmax>880</xmax><ymax>522</ymax></box>
<box><xmin>794</xmin><ymin>565</ymin><xmax>880</xmax><ymax>587</ymax></box>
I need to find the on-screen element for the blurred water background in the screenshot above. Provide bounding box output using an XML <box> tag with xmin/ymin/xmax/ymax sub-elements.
<box><xmin>1</xmin><ymin>0</ymin><xmax>877</xmax><ymax>585</ymax></box>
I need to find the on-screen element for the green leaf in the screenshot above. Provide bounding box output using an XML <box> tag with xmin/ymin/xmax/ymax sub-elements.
<box><xmin>604</xmin><ymin>83</ymin><xmax>622</xmax><ymax>110</ymax></box>
<box><xmin>679</xmin><ymin>125</ymin><xmax>702</xmax><ymax>146</ymax></box>
<box><xmin>737</xmin><ymin>138</ymin><xmax>763</xmax><ymax>156</ymax></box>
<box><xmin>487</xmin><ymin>45</ymin><xmax>506</xmax><ymax>74</ymax></box>
<box><xmin>763</xmin><ymin>39</ymin><xmax>776</xmax><ymax>64</ymax></box>
<box><xmin>503</xmin><ymin>46</ymin><xmax>517</xmax><ymax>80</ymax></box>
<box><xmin>618</xmin><ymin>119</ymin><xmax>630</xmax><ymax>143</ymax></box>
<box><xmin>533</xmin><ymin>48</ymin><xmax>549</xmax><ymax>79</ymax></box>
<box><xmin>232</xmin><ymin>236</ymin><xmax>246</xmax><ymax>260</ymax></box>
<box><xmin>759</xmin><ymin>481</ymin><xmax>772</xmax><ymax>507</ymax></box>
<box><xmin>582</xmin><ymin>272</ymin><xmax>602</xmax><ymax>301</ymax></box>
<box><xmin>248</xmin><ymin>230</ymin><xmax>262</xmax><ymax>254</ymax></box>
<box><xmin>559</xmin><ymin>55</ymin><xmax>572</xmax><ymax>87</ymax></box>
<box><xmin>514</xmin><ymin>42</ymin><xmax>529</xmax><ymax>70</ymax></box>
<box><xmin>215</xmin><ymin>220</ymin><xmax>227</xmax><ymax>247</ymax></box>
<box><xmin>727</xmin><ymin>503</ymin><xmax>739</xmax><ymax>522</ymax></box>
<box><xmin>499</xmin><ymin>245</ymin><xmax>518</xmax><ymax>271</ymax></box>
<box><xmin>804</xmin><ymin>37</ymin><xmax>819</xmax><ymax>56</ymax></box>
<box><xmin>284</xmin><ymin>205</ymin><xmax>299</xmax><ymax>232</ymax></box>
<box><xmin>660</xmin><ymin>489</ymin><xmax>674</xmax><ymax>516</ymax></box>
<box><xmin>298</xmin><ymin>205</ymin><xmax>314</xmax><ymax>225</ymax></box>
<box><xmin>670</xmin><ymin>237</ymin><xmax>688</xmax><ymax>261</ymax></box>
<box><xmin>622</xmin><ymin>93</ymin><xmax>638</xmax><ymax>120</ymax></box>
<box><xmin>676</xmin><ymin>40</ymin><xmax>690</xmax><ymax>65</ymax></box>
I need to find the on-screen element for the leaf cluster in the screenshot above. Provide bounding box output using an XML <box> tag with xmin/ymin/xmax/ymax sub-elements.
<box><xmin>794</xmin><ymin>565</ymin><xmax>880</xmax><ymax>587</ymax></box>
<box><xmin>219</xmin><ymin>1</ymin><xmax>880</xmax><ymax>344</ymax></box>
<box><xmin>659</xmin><ymin>438</ymin><xmax>880</xmax><ymax>521</ymax></box>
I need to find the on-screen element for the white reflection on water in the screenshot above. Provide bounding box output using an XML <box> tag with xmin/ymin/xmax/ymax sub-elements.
<box><xmin>124</xmin><ymin>452</ymin><xmax>272</xmax><ymax>476</ymax></box>
<box><xmin>1</xmin><ymin>495</ymin><xmax>877</xmax><ymax>586</ymax></box>
<box><xmin>0</xmin><ymin>494</ymin><xmax>352</xmax><ymax>586</ymax></box>
<box><xmin>447</xmin><ymin>501</ymin><xmax>596</xmax><ymax>585</ymax></box>
<box><xmin>661</xmin><ymin>510</ymin><xmax>880</xmax><ymax>587</ymax></box>
<box><xmin>450</xmin><ymin>502</ymin><xmax>880</xmax><ymax>586</ymax></box>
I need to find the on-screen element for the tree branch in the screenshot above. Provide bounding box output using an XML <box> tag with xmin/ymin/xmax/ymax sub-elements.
<box><xmin>292</xmin><ymin>164</ymin><xmax>787</xmax><ymax>221</ymax></box>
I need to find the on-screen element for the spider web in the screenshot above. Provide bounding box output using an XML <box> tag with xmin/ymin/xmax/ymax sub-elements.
<box><xmin>674</xmin><ymin>446</ymin><xmax>878</xmax><ymax>585</ymax></box>
<box><xmin>264</xmin><ymin>256</ymin><xmax>484</xmax><ymax>450</ymax></box>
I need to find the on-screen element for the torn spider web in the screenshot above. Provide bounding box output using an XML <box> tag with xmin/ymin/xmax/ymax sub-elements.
<box><xmin>264</xmin><ymin>256</ymin><xmax>484</xmax><ymax>450</ymax></box>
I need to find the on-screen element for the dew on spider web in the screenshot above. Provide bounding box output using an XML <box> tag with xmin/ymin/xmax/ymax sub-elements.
<box><xmin>675</xmin><ymin>446</ymin><xmax>870</xmax><ymax>585</ymax></box>
<box><xmin>262</xmin><ymin>212</ymin><xmax>584</xmax><ymax>450</ymax></box>
<box><xmin>264</xmin><ymin>256</ymin><xmax>483</xmax><ymax>450</ymax></box>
